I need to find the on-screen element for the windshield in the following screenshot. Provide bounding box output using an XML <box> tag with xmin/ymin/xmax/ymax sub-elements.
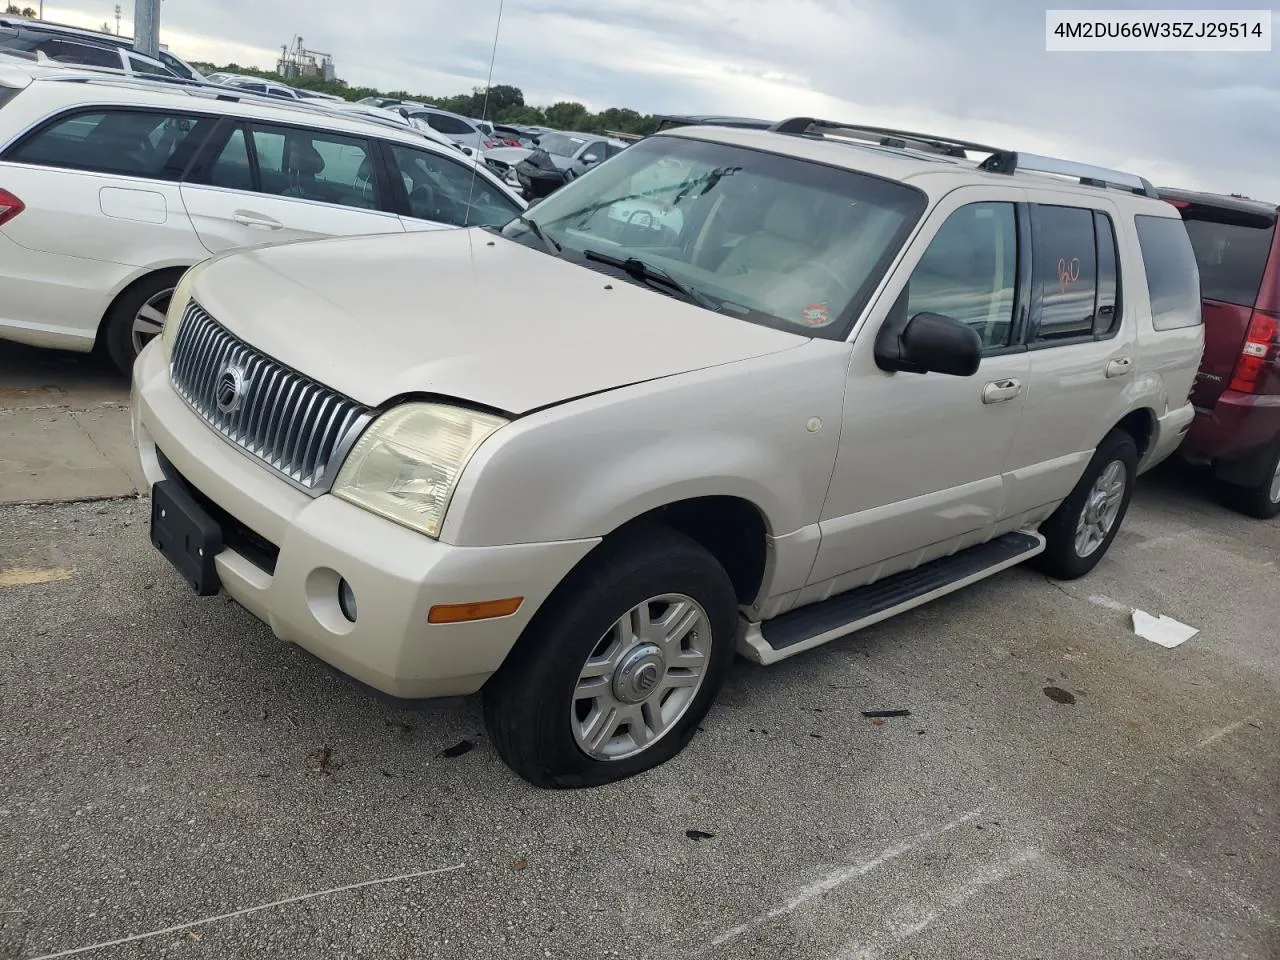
<box><xmin>536</xmin><ymin>133</ymin><xmax>588</xmax><ymax>158</ymax></box>
<box><xmin>500</xmin><ymin>135</ymin><xmax>926</xmax><ymax>338</ymax></box>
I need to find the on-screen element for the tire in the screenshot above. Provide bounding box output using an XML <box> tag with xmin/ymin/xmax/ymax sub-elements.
<box><xmin>482</xmin><ymin>527</ymin><xmax>738</xmax><ymax>789</ymax></box>
<box><xmin>1219</xmin><ymin>442</ymin><xmax>1280</xmax><ymax>520</ymax></box>
<box><xmin>1032</xmin><ymin>428</ymin><xmax>1138</xmax><ymax>580</ymax></box>
<box><xmin>102</xmin><ymin>269</ymin><xmax>186</xmax><ymax>377</ymax></box>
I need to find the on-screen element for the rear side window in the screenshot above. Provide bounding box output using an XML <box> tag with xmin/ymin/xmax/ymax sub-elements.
<box><xmin>1135</xmin><ymin>215</ymin><xmax>1203</xmax><ymax>330</ymax></box>
<box><xmin>4</xmin><ymin>109</ymin><xmax>215</xmax><ymax>181</ymax></box>
<box><xmin>1181</xmin><ymin>217</ymin><xmax>1274</xmax><ymax>307</ymax></box>
<box><xmin>34</xmin><ymin>38</ymin><xmax>119</xmax><ymax>69</ymax></box>
<box><xmin>247</xmin><ymin>124</ymin><xmax>379</xmax><ymax>209</ymax></box>
<box><xmin>1031</xmin><ymin>204</ymin><xmax>1101</xmax><ymax>342</ymax></box>
<box><xmin>128</xmin><ymin>54</ymin><xmax>169</xmax><ymax>76</ymax></box>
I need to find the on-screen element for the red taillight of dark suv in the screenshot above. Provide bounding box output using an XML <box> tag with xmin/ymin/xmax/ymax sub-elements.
<box><xmin>1160</xmin><ymin>188</ymin><xmax>1280</xmax><ymax>518</ymax></box>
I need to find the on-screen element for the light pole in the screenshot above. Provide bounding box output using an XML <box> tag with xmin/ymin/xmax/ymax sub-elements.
<box><xmin>114</xmin><ymin>4</ymin><xmax>121</xmax><ymax>35</ymax></box>
<box><xmin>133</xmin><ymin>0</ymin><xmax>160</xmax><ymax>57</ymax></box>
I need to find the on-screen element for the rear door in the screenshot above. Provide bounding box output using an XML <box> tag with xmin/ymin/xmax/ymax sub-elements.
<box><xmin>1173</xmin><ymin>204</ymin><xmax>1276</xmax><ymax>407</ymax></box>
<box><xmin>180</xmin><ymin>120</ymin><xmax>404</xmax><ymax>253</ymax></box>
<box><xmin>1000</xmin><ymin>199</ymin><xmax>1134</xmax><ymax>517</ymax></box>
<box><xmin>0</xmin><ymin>106</ymin><xmax>215</xmax><ymax>265</ymax></box>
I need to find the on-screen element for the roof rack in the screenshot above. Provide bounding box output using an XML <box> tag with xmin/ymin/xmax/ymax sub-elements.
<box><xmin>770</xmin><ymin>117</ymin><xmax>1159</xmax><ymax>198</ymax></box>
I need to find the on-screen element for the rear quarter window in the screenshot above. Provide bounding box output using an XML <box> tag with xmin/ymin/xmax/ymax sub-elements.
<box><xmin>1181</xmin><ymin>217</ymin><xmax>1274</xmax><ymax>307</ymax></box>
<box><xmin>1134</xmin><ymin>214</ymin><xmax>1203</xmax><ymax>330</ymax></box>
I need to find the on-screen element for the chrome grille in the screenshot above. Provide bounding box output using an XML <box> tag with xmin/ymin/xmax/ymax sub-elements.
<box><xmin>169</xmin><ymin>303</ymin><xmax>371</xmax><ymax>492</ymax></box>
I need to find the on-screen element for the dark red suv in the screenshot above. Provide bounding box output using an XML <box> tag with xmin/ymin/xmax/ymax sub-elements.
<box><xmin>1159</xmin><ymin>188</ymin><xmax>1280</xmax><ymax>518</ymax></box>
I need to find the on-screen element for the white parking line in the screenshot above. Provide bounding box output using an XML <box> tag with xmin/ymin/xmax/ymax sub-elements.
<box><xmin>25</xmin><ymin>863</ymin><xmax>466</xmax><ymax>960</ymax></box>
<box><xmin>697</xmin><ymin>809</ymin><xmax>984</xmax><ymax>954</ymax></box>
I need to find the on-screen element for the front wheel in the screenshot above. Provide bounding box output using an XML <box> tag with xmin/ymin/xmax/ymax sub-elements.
<box><xmin>1032</xmin><ymin>428</ymin><xmax>1138</xmax><ymax>580</ymax></box>
<box><xmin>482</xmin><ymin>528</ymin><xmax>738</xmax><ymax>788</ymax></box>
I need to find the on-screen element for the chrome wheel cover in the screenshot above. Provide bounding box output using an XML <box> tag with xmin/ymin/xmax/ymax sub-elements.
<box><xmin>571</xmin><ymin>593</ymin><xmax>711</xmax><ymax>761</ymax></box>
<box><xmin>1075</xmin><ymin>459</ymin><xmax>1126</xmax><ymax>558</ymax></box>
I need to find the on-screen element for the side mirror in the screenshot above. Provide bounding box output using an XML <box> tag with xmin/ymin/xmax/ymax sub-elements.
<box><xmin>581</xmin><ymin>153</ymin><xmax>599</xmax><ymax>165</ymax></box>
<box><xmin>876</xmin><ymin>312</ymin><xmax>981</xmax><ymax>376</ymax></box>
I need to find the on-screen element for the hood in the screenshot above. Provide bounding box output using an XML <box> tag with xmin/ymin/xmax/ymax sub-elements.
<box><xmin>191</xmin><ymin>230</ymin><xmax>805</xmax><ymax>414</ymax></box>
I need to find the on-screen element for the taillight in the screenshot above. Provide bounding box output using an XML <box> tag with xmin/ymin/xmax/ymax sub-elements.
<box><xmin>0</xmin><ymin>188</ymin><xmax>23</xmax><ymax>227</ymax></box>
<box><xmin>1229</xmin><ymin>309</ymin><xmax>1279</xmax><ymax>393</ymax></box>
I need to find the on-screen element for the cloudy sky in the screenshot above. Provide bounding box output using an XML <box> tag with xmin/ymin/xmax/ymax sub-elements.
<box><xmin>41</xmin><ymin>0</ymin><xmax>1280</xmax><ymax>199</ymax></box>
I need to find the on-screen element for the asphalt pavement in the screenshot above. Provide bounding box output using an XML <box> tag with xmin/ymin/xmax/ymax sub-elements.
<box><xmin>0</xmin><ymin>347</ymin><xmax>1277</xmax><ymax>959</ymax></box>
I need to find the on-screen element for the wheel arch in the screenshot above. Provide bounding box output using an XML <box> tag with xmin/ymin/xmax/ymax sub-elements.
<box><xmin>93</xmin><ymin>263</ymin><xmax>193</xmax><ymax>350</ymax></box>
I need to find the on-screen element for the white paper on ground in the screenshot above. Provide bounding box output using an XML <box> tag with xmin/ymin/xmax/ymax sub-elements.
<box><xmin>1131</xmin><ymin>609</ymin><xmax>1199</xmax><ymax>648</ymax></box>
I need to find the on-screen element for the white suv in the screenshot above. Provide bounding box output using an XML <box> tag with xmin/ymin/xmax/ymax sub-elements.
<box><xmin>131</xmin><ymin>118</ymin><xmax>1204</xmax><ymax>787</ymax></box>
<box><xmin>0</xmin><ymin>63</ymin><xmax>525</xmax><ymax>373</ymax></box>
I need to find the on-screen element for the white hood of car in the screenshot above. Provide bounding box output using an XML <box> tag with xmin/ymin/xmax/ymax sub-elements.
<box><xmin>191</xmin><ymin>229</ymin><xmax>805</xmax><ymax>414</ymax></box>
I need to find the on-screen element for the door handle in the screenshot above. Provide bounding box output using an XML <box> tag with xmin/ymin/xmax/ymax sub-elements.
<box><xmin>1106</xmin><ymin>357</ymin><xmax>1133</xmax><ymax>378</ymax></box>
<box><xmin>982</xmin><ymin>378</ymin><xmax>1022</xmax><ymax>404</ymax></box>
<box><xmin>232</xmin><ymin>211</ymin><xmax>283</xmax><ymax>230</ymax></box>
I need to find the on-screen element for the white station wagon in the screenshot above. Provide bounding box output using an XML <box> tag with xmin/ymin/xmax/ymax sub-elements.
<box><xmin>0</xmin><ymin>63</ymin><xmax>525</xmax><ymax>374</ymax></box>
<box><xmin>131</xmin><ymin>118</ymin><xmax>1204</xmax><ymax>787</ymax></box>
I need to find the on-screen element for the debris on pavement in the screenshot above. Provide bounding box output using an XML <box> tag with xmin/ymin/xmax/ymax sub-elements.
<box><xmin>1043</xmin><ymin>686</ymin><xmax>1077</xmax><ymax>705</ymax></box>
<box><xmin>861</xmin><ymin>709</ymin><xmax>912</xmax><ymax>718</ymax></box>
<box><xmin>1132</xmin><ymin>609</ymin><xmax>1199</xmax><ymax>648</ymax></box>
<box><xmin>685</xmin><ymin>830</ymin><xmax>715</xmax><ymax>841</ymax></box>
<box><xmin>437</xmin><ymin>739</ymin><xmax>475</xmax><ymax>759</ymax></box>
<box><xmin>306</xmin><ymin>746</ymin><xmax>334</xmax><ymax>774</ymax></box>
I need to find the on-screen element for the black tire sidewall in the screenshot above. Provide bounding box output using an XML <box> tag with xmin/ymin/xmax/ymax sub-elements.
<box><xmin>483</xmin><ymin>529</ymin><xmax>738</xmax><ymax>788</ymax></box>
<box><xmin>1036</xmin><ymin>430</ymin><xmax>1139</xmax><ymax>579</ymax></box>
<box><xmin>103</xmin><ymin>270</ymin><xmax>184</xmax><ymax>377</ymax></box>
<box><xmin>1222</xmin><ymin>441</ymin><xmax>1280</xmax><ymax>519</ymax></box>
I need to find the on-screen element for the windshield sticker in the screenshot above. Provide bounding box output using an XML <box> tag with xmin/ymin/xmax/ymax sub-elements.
<box><xmin>802</xmin><ymin>303</ymin><xmax>832</xmax><ymax>327</ymax></box>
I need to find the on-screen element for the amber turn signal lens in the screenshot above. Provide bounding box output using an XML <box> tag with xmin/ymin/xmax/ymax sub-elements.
<box><xmin>427</xmin><ymin>597</ymin><xmax>523</xmax><ymax>624</ymax></box>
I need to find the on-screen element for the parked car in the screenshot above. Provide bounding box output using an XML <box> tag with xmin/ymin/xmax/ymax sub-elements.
<box><xmin>513</xmin><ymin>131</ymin><xmax>629</xmax><ymax>199</ymax></box>
<box><xmin>492</xmin><ymin>123</ymin><xmax>548</xmax><ymax>148</ymax></box>
<box><xmin>130</xmin><ymin>116</ymin><xmax>1201</xmax><ymax>788</ymax></box>
<box><xmin>0</xmin><ymin>15</ymin><xmax>202</xmax><ymax>80</ymax></box>
<box><xmin>0</xmin><ymin>61</ymin><xmax>525</xmax><ymax>374</ymax></box>
<box><xmin>0</xmin><ymin>24</ymin><xmax>176</xmax><ymax>78</ymax></box>
<box><xmin>1159</xmin><ymin>187</ymin><xmax>1280</xmax><ymax>517</ymax></box>
<box><xmin>358</xmin><ymin>96</ymin><xmax>433</xmax><ymax>110</ymax></box>
<box><xmin>399</xmin><ymin>107</ymin><xmax>489</xmax><ymax>154</ymax></box>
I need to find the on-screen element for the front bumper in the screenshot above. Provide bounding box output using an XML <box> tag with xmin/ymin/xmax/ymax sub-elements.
<box><xmin>131</xmin><ymin>342</ymin><xmax>599</xmax><ymax>698</ymax></box>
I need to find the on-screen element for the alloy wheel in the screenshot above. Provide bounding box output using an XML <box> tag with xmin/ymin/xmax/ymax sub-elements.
<box><xmin>131</xmin><ymin>287</ymin><xmax>174</xmax><ymax>356</ymax></box>
<box><xmin>571</xmin><ymin>593</ymin><xmax>711</xmax><ymax>761</ymax></box>
<box><xmin>1074</xmin><ymin>459</ymin><xmax>1126</xmax><ymax>558</ymax></box>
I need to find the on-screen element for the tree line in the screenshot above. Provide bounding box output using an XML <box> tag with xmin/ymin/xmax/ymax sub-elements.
<box><xmin>192</xmin><ymin>63</ymin><xmax>664</xmax><ymax>137</ymax></box>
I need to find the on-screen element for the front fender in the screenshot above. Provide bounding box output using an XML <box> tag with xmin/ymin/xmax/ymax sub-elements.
<box><xmin>441</xmin><ymin>339</ymin><xmax>851</xmax><ymax>548</ymax></box>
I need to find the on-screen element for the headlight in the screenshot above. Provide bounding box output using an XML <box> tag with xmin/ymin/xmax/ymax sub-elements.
<box><xmin>161</xmin><ymin>260</ymin><xmax>208</xmax><ymax>361</ymax></box>
<box><xmin>332</xmin><ymin>403</ymin><xmax>508</xmax><ymax>538</ymax></box>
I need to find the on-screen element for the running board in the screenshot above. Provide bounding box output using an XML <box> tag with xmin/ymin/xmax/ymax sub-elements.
<box><xmin>740</xmin><ymin>531</ymin><xmax>1045</xmax><ymax>665</ymax></box>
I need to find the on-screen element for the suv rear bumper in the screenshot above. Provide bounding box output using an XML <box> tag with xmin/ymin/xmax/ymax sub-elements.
<box><xmin>131</xmin><ymin>342</ymin><xmax>599</xmax><ymax>699</ymax></box>
<box><xmin>1181</xmin><ymin>389</ymin><xmax>1280</xmax><ymax>464</ymax></box>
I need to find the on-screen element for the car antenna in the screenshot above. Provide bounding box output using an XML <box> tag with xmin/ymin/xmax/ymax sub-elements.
<box><xmin>465</xmin><ymin>0</ymin><xmax>506</xmax><ymax>236</ymax></box>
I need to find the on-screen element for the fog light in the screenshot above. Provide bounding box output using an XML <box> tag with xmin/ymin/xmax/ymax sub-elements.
<box><xmin>338</xmin><ymin>578</ymin><xmax>357</xmax><ymax>623</ymax></box>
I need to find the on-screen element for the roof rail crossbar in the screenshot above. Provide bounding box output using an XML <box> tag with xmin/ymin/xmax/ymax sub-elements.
<box><xmin>770</xmin><ymin>117</ymin><xmax>1006</xmax><ymax>157</ymax></box>
<box><xmin>979</xmin><ymin>151</ymin><xmax>1158</xmax><ymax>197</ymax></box>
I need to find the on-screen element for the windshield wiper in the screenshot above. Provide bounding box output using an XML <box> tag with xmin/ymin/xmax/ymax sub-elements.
<box><xmin>581</xmin><ymin>249</ymin><xmax>720</xmax><ymax>312</ymax></box>
<box><xmin>516</xmin><ymin>214</ymin><xmax>560</xmax><ymax>256</ymax></box>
